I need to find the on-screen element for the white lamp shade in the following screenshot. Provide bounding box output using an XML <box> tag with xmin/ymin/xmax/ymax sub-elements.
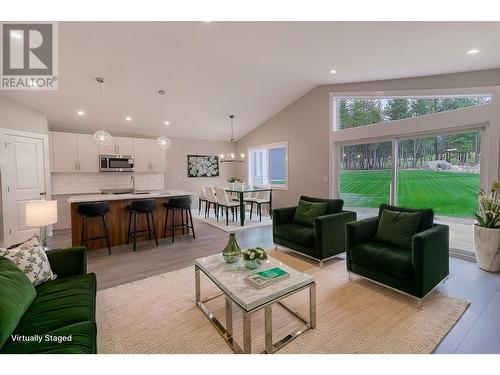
<box><xmin>25</xmin><ymin>200</ymin><xmax>58</xmax><ymax>227</ymax></box>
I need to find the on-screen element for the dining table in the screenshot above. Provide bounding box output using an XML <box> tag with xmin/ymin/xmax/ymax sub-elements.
<box><xmin>224</xmin><ymin>185</ymin><xmax>272</xmax><ymax>226</ymax></box>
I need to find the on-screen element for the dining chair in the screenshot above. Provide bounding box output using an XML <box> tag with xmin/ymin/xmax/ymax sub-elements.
<box><xmin>214</xmin><ymin>187</ymin><xmax>240</xmax><ymax>226</ymax></box>
<box><xmin>204</xmin><ymin>186</ymin><xmax>218</xmax><ymax>218</ymax></box>
<box><xmin>198</xmin><ymin>186</ymin><xmax>209</xmax><ymax>216</ymax></box>
<box><xmin>245</xmin><ymin>190</ymin><xmax>271</xmax><ymax>222</ymax></box>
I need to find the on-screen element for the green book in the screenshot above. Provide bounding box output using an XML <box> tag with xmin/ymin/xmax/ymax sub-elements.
<box><xmin>245</xmin><ymin>267</ymin><xmax>289</xmax><ymax>289</ymax></box>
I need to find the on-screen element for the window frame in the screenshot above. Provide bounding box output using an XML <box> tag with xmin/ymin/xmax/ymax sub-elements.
<box><xmin>247</xmin><ymin>141</ymin><xmax>289</xmax><ymax>190</ymax></box>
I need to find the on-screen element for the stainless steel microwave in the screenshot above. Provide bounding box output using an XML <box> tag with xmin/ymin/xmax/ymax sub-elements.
<box><xmin>99</xmin><ymin>155</ymin><xmax>134</xmax><ymax>172</ymax></box>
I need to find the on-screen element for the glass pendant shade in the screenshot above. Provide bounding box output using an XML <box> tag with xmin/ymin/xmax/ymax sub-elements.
<box><xmin>156</xmin><ymin>90</ymin><xmax>173</xmax><ymax>149</ymax></box>
<box><xmin>157</xmin><ymin>136</ymin><xmax>171</xmax><ymax>150</ymax></box>
<box><xmin>94</xmin><ymin>130</ymin><xmax>112</xmax><ymax>146</ymax></box>
<box><xmin>93</xmin><ymin>77</ymin><xmax>113</xmax><ymax>147</ymax></box>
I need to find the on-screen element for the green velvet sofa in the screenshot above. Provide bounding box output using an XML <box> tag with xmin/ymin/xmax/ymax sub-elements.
<box><xmin>273</xmin><ymin>196</ymin><xmax>357</xmax><ymax>266</ymax></box>
<box><xmin>346</xmin><ymin>204</ymin><xmax>449</xmax><ymax>303</ymax></box>
<box><xmin>0</xmin><ymin>246</ymin><xmax>97</xmax><ymax>354</ymax></box>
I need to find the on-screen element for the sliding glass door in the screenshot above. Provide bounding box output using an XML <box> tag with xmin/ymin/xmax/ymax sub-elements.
<box><xmin>337</xmin><ymin>130</ymin><xmax>481</xmax><ymax>254</ymax></box>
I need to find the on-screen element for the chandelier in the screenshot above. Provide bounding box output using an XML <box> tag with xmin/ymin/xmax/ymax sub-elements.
<box><xmin>93</xmin><ymin>77</ymin><xmax>113</xmax><ymax>146</ymax></box>
<box><xmin>220</xmin><ymin>114</ymin><xmax>245</xmax><ymax>163</ymax></box>
<box><xmin>156</xmin><ymin>89</ymin><xmax>171</xmax><ymax>149</ymax></box>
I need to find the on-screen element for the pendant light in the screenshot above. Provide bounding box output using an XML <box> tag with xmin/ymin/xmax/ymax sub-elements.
<box><xmin>220</xmin><ymin>114</ymin><xmax>245</xmax><ymax>163</ymax></box>
<box><xmin>156</xmin><ymin>89</ymin><xmax>171</xmax><ymax>149</ymax></box>
<box><xmin>93</xmin><ymin>77</ymin><xmax>112</xmax><ymax>146</ymax></box>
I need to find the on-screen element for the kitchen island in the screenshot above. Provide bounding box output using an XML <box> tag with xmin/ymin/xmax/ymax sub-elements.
<box><xmin>68</xmin><ymin>190</ymin><xmax>193</xmax><ymax>250</ymax></box>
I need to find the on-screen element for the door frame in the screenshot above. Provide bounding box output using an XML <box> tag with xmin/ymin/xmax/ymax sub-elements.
<box><xmin>0</xmin><ymin>128</ymin><xmax>51</xmax><ymax>247</ymax></box>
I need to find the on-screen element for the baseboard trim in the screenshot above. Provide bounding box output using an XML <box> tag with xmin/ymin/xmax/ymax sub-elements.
<box><xmin>450</xmin><ymin>248</ymin><xmax>476</xmax><ymax>263</ymax></box>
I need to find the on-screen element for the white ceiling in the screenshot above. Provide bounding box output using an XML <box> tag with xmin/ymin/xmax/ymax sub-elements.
<box><xmin>2</xmin><ymin>22</ymin><xmax>500</xmax><ymax>141</ymax></box>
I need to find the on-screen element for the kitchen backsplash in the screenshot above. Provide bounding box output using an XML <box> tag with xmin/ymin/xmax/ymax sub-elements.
<box><xmin>51</xmin><ymin>172</ymin><xmax>165</xmax><ymax>194</ymax></box>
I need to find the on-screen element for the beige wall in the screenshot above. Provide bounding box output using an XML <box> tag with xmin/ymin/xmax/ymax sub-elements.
<box><xmin>0</xmin><ymin>95</ymin><xmax>48</xmax><ymax>134</ymax></box>
<box><xmin>165</xmin><ymin>137</ymin><xmax>236</xmax><ymax>204</ymax></box>
<box><xmin>235</xmin><ymin>68</ymin><xmax>500</xmax><ymax>208</ymax></box>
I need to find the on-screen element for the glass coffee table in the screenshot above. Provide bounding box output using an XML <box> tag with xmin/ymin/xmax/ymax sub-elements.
<box><xmin>194</xmin><ymin>254</ymin><xmax>316</xmax><ymax>354</ymax></box>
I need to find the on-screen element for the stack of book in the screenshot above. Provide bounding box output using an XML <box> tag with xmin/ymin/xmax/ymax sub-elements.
<box><xmin>244</xmin><ymin>267</ymin><xmax>289</xmax><ymax>289</ymax></box>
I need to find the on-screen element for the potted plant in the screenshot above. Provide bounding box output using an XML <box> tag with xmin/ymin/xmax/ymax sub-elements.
<box><xmin>227</xmin><ymin>177</ymin><xmax>243</xmax><ymax>190</ymax></box>
<box><xmin>242</xmin><ymin>247</ymin><xmax>268</xmax><ymax>269</ymax></box>
<box><xmin>474</xmin><ymin>182</ymin><xmax>500</xmax><ymax>272</ymax></box>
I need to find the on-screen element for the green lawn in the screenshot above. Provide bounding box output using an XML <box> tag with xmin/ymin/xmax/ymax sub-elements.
<box><xmin>340</xmin><ymin>169</ymin><xmax>479</xmax><ymax>217</ymax></box>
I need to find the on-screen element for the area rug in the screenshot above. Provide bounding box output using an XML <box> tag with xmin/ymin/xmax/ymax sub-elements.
<box><xmin>96</xmin><ymin>251</ymin><xmax>469</xmax><ymax>354</ymax></box>
<box><xmin>194</xmin><ymin>213</ymin><xmax>272</xmax><ymax>233</ymax></box>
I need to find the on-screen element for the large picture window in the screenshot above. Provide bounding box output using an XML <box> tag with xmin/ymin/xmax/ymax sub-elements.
<box><xmin>248</xmin><ymin>142</ymin><xmax>288</xmax><ymax>189</ymax></box>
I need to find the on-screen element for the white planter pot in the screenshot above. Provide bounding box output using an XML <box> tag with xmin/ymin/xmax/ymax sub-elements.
<box><xmin>473</xmin><ymin>225</ymin><xmax>500</xmax><ymax>272</ymax></box>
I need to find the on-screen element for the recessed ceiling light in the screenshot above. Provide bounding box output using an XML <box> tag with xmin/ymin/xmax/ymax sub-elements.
<box><xmin>164</xmin><ymin>121</ymin><xmax>170</xmax><ymax>126</ymax></box>
<box><xmin>77</xmin><ymin>110</ymin><xmax>85</xmax><ymax>116</ymax></box>
<box><xmin>466</xmin><ymin>48</ymin><xmax>481</xmax><ymax>55</ymax></box>
<box><xmin>125</xmin><ymin>116</ymin><xmax>132</xmax><ymax>122</ymax></box>
<box><xmin>330</xmin><ymin>69</ymin><xmax>337</xmax><ymax>74</ymax></box>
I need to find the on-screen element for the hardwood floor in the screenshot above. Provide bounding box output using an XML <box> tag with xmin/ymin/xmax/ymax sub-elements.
<box><xmin>48</xmin><ymin>222</ymin><xmax>500</xmax><ymax>354</ymax></box>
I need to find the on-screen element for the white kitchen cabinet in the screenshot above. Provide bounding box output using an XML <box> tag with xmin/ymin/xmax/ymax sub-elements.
<box><xmin>52</xmin><ymin>132</ymin><xmax>79</xmax><ymax>172</ymax></box>
<box><xmin>133</xmin><ymin>138</ymin><xmax>151</xmax><ymax>172</ymax></box>
<box><xmin>76</xmin><ymin>134</ymin><xmax>99</xmax><ymax>172</ymax></box>
<box><xmin>133</xmin><ymin>138</ymin><xmax>166</xmax><ymax>172</ymax></box>
<box><xmin>150</xmin><ymin>140</ymin><xmax>166</xmax><ymax>172</ymax></box>
<box><xmin>116</xmin><ymin>137</ymin><xmax>134</xmax><ymax>155</ymax></box>
<box><xmin>99</xmin><ymin>136</ymin><xmax>134</xmax><ymax>155</ymax></box>
<box><xmin>51</xmin><ymin>132</ymin><xmax>99</xmax><ymax>172</ymax></box>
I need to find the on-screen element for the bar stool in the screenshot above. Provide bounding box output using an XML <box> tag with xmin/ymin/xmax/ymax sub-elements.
<box><xmin>163</xmin><ymin>197</ymin><xmax>195</xmax><ymax>243</ymax></box>
<box><xmin>127</xmin><ymin>199</ymin><xmax>158</xmax><ymax>251</ymax></box>
<box><xmin>77</xmin><ymin>202</ymin><xmax>111</xmax><ymax>255</ymax></box>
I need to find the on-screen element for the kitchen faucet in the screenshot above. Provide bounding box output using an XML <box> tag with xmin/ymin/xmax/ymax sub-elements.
<box><xmin>131</xmin><ymin>174</ymin><xmax>136</xmax><ymax>194</ymax></box>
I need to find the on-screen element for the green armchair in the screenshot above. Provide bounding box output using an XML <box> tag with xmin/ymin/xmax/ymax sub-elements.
<box><xmin>273</xmin><ymin>196</ymin><xmax>357</xmax><ymax>266</ymax></box>
<box><xmin>346</xmin><ymin>204</ymin><xmax>449</xmax><ymax>304</ymax></box>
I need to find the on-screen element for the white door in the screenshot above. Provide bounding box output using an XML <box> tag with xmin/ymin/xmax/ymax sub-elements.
<box><xmin>77</xmin><ymin>134</ymin><xmax>99</xmax><ymax>172</ymax></box>
<box><xmin>116</xmin><ymin>137</ymin><xmax>134</xmax><ymax>156</ymax></box>
<box><xmin>52</xmin><ymin>132</ymin><xmax>78</xmax><ymax>172</ymax></box>
<box><xmin>98</xmin><ymin>136</ymin><xmax>117</xmax><ymax>155</ymax></box>
<box><xmin>133</xmin><ymin>138</ymin><xmax>151</xmax><ymax>171</ymax></box>
<box><xmin>150</xmin><ymin>140</ymin><xmax>166</xmax><ymax>172</ymax></box>
<box><xmin>2</xmin><ymin>135</ymin><xmax>47</xmax><ymax>246</ymax></box>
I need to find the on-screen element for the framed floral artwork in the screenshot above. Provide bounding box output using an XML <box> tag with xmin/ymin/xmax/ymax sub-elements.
<box><xmin>187</xmin><ymin>155</ymin><xmax>220</xmax><ymax>177</ymax></box>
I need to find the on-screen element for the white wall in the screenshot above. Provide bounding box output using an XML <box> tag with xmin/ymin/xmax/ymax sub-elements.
<box><xmin>0</xmin><ymin>95</ymin><xmax>48</xmax><ymax>134</ymax></box>
<box><xmin>235</xmin><ymin>68</ymin><xmax>500</xmax><ymax>208</ymax></box>
<box><xmin>165</xmin><ymin>137</ymin><xmax>236</xmax><ymax>204</ymax></box>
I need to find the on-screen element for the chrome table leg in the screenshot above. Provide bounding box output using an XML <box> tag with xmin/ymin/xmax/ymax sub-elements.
<box><xmin>195</xmin><ymin>266</ymin><xmax>201</xmax><ymax>303</ymax></box>
<box><xmin>242</xmin><ymin>312</ymin><xmax>252</xmax><ymax>354</ymax></box>
<box><xmin>264</xmin><ymin>306</ymin><xmax>273</xmax><ymax>354</ymax></box>
<box><xmin>310</xmin><ymin>283</ymin><xmax>317</xmax><ymax>329</ymax></box>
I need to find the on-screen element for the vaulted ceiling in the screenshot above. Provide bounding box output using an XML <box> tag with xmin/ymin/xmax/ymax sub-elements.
<box><xmin>3</xmin><ymin>22</ymin><xmax>500</xmax><ymax>140</ymax></box>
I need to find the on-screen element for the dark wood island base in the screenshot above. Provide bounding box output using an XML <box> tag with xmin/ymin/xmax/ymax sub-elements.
<box><xmin>70</xmin><ymin>195</ymin><xmax>192</xmax><ymax>250</ymax></box>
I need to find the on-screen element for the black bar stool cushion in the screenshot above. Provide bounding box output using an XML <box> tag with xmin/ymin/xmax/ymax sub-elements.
<box><xmin>77</xmin><ymin>202</ymin><xmax>109</xmax><ymax>216</ymax></box>
<box><xmin>129</xmin><ymin>199</ymin><xmax>156</xmax><ymax>213</ymax></box>
<box><xmin>164</xmin><ymin>197</ymin><xmax>192</xmax><ymax>209</ymax></box>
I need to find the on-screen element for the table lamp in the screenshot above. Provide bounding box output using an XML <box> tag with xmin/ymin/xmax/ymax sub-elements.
<box><xmin>25</xmin><ymin>200</ymin><xmax>58</xmax><ymax>248</ymax></box>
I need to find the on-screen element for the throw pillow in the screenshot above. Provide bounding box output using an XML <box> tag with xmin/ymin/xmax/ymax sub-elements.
<box><xmin>294</xmin><ymin>199</ymin><xmax>328</xmax><ymax>226</ymax></box>
<box><xmin>0</xmin><ymin>235</ymin><xmax>56</xmax><ymax>286</ymax></box>
<box><xmin>374</xmin><ymin>209</ymin><xmax>422</xmax><ymax>249</ymax></box>
<box><xmin>0</xmin><ymin>257</ymin><xmax>37</xmax><ymax>348</ymax></box>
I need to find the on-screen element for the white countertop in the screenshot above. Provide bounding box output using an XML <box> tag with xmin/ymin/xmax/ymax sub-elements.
<box><xmin>67</xmin><ymin>190</ymin><xmax>194</xmax><ymax>203</ymax></box>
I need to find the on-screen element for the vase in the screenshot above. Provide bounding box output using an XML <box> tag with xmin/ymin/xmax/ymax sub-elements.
<box><xmin>244</xmin><ymin>259</ymin><xmax>261</xmax><ymax>269</ymax></box>
<box><xmin>473</xmin><ymin>225</ymin><xmax>500</xmax><ymax>272</ymax></box>
<box><xmin>222</xmin><ymin>233</ymin><xmax>241</xmax><ymax>263</ymax></box>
